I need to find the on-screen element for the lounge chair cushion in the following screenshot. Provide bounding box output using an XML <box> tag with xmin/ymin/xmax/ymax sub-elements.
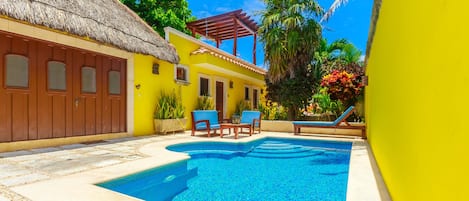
<box><xmin>292</xmin><ymin>106</ymin><xmax>355</xmax><ymax>127</ymax></box>
<box><xmin>240</xmin><ymin>111</ymin><xmax>261</xmax><ymax>126</ymax></box>
<box><xmin>192</xmin><ymin>110</ymin><xmax>220</xmax><ymax>130</ymax></box>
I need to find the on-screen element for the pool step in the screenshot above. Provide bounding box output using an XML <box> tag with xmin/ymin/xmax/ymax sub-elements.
<box><xmin>187</xmin><ymin>150</ymin><xmax>245</xmax><ymax>160</ymax></box>
<box><xmin>247</xmin><ymin>141</ymin><xmax>324</xmax><ymax>159</ymax></box>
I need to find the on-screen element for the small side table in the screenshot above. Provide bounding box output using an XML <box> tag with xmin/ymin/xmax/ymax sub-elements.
<box><xmin>220</xmin><ymin>123</ymin><xmax>251</xmax><ymax>139</ymax></box>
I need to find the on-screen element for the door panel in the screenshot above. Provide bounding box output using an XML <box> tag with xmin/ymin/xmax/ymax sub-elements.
<box><xmin>52</xmin><ymin>96</ymin><xmax>66</xmax><ymax>138</ymax></box>
<box><xmin>84</xmin><ymin>98</ymin><xmax>97</xmax><ymax>135</ymax></box>
<box><xmin>216</xmin><ymin>81</ymin><xmax>224</xmax><ymax>120</ymax></box>
<box><xmin>11</xmin><ymin>94</ymin><xmax>29</xmax><ymax>141</ymax></box>
<box><xmin>72</xmin><ymin>52</ymin><xmax>86</xmax><ymax>136</ymax></box>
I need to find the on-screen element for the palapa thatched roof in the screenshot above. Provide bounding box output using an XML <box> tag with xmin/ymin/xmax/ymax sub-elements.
<box><xmin>0</xmin><ymin>0</ymin><xmax>179</xmax><ymax>63</ymax></box>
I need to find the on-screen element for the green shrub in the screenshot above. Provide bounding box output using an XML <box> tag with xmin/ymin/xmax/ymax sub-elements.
<box><xmin>195</xmin><ymin>96</ymin><xmax>214</xmax><ymax>110</ymax></box>
<box><xmin>258</xmin><ymin>102</ymin><xmax>287</xmax><ymax>120</ymax></box>
<box><xmin>312</xmin><ymin>88</ymin><xmax>344</xmax><ymax>115</ymax></box>
<box><xmin>234</xmin><ymin>100</ymin><xmax>252</xmax><ymax>115</ymax></box>
<box><xmin>154</xmin><ymin>90</ymin><xmax>185</xmax><ymax>119</ymax></box>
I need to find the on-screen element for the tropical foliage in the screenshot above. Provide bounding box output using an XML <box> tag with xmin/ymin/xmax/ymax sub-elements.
<box><xmin>258</xmin><ymin>0</ymin><xmax>323</xmax><ymax>81</ymax></box>
<box><xmin>154</xmin><ymin>90</ymin><xmax>185</xmax><ymax>119</ymax></box>
<box><xmin>321</xmin><ymin>70</ymin><xmax>363</xmax><ymax>107</ymax></box>
<box><xmin>311</xmin><ymin>88</ymin><xmax>343</xmax><ymax>115</ymax></box>
<box><xmin>195</xmin><ymin>96</ymin><xmax>214</xmax><ymax>110</ymax></box>
<box><xmin>234</xmin><ymin>100</ymin><xmax>252</xmax><ymax>115</ymax></box>
<box><xmin>258</xmin><ymin>102</ymin><xmax>288</xmax><ymax>120</ymax></box>
<box><xmin>259</xmin><ymin>0</ymin><xmax>323</xmax><ymax>120</ymax></box>
<box><xmin>120</xmin><ymin>0</ymin><xmax>195</xmax><ymax>36</ymax></box>
<box><xmin>320</xmin><ymin>0</ymin><xmax>349</xmax><ymax>23</ymax></box>
<box><xmin>265</xmin><ymin>67</ymin><xmax>314</xmax><ymax>120</ymax></box>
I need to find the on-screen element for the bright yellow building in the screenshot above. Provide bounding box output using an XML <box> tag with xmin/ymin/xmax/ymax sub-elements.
<box><xmin>366</xmin><ymin>0</ymin><xmax>469</xmax><ymax>200</ymax></box>
<box><xmin>131</xmin><ymin>27</ymin><xmax>266</xmax><ymax>135</ymax></box>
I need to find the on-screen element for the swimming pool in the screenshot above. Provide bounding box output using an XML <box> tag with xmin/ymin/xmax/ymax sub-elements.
<box><xmin>98</xmin><ymin>137</ymin><xmax>352</xmax><ymax>201</ymax></box>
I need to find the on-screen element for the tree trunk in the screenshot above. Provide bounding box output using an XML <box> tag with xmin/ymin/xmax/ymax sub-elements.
<box><xmin>287</xmin><ymin>105</ymin><xmax>298</xmax><ymax>120</ymax></box>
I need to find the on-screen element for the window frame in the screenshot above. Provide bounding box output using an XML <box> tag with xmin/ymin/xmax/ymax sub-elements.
<box><xmin>81</xmin><ymin>66</ymin><xmax>97</xmax><ymax>94</ymax></box>
<box><xmin>47</xmin><ymin>60</ymin><xmax>67</xmax><ymax>91</ymax></box>
<box><xmin>174</xmin><ymin>64</ymin><xmax>190</xmax><ymax>85</ymax></box>
<box><xmin>244</xmin><ymin>85</ymin><xmax>251</xmax><ymax>101</ymax></box>
<box><xmin>198</xmin><ymin>74</ymin><xmax>211</xmax><ymax>97</ymax></box>
<box><xmin>5</xmin><ymin>54</ymin><xmax>29</xmax><ymax>89</ymax></box>
<box><xmin>108</xmin><ymin>70</ymin><xmax>121</xmax><ymax>95</ymax></box>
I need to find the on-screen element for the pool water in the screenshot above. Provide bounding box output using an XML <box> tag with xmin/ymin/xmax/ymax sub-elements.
<box><xmin>98</xmin><ymin>137</ymin><xmax>352</xmax><ymax>201</ymax></box>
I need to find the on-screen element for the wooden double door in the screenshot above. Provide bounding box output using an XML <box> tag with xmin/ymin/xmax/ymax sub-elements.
<box><xmin>0</xmin><ymin>32</ymin><xmax>126</xmax><ymax>142</ymax></box>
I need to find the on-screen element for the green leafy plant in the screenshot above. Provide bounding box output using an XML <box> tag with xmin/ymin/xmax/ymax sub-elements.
<box><xmin>154</xmin><ymin>90</ymin><xmax>185</xmax><ymax>119</ymax></box>
<box><xmin>321</xmin><ymin>70</ymin><xmax>363</xmax><ymax>107</ymax></box>
<box><xmin>195</xmin><ymin>96</ymin><xmax>214</xmax><ymax>110</ymax></box>
<box><xmin>234</xmin><ymin>100</ymin><xmax>252</xmax><ymax>115</ymax></box>
<box><xmin>258</xmin><ymin>102</ymin><xmax>287</xmax><ymax>120</ymax></box>
<box><xmin>312</xmin><ymin>88</ymin><xmax>343</xmax><ymax>115</ymax></box>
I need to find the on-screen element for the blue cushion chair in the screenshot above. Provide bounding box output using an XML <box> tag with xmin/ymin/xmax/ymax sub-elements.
<box><xmin>292</xmin><ymin>106</ymin><xmax>366</xmax><ymax>138</ymax></box>
<box><xmin>191</xmin><ymin>110</ymin><xmax>220</xmax><ymax>137</ymax></box>
<box><xmin>240</xmin><ymin>110</ymin><xmax>262</xmax><ymax>135</ymax></box>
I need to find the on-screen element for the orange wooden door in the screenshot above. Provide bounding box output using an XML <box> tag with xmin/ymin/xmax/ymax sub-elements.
<box><xmin>0</xmin><ymin>34</ymin><xmax>38</xmax><ymax>142</ymax></box>
<box><xmin>36</xmin><ymin>44</ymin><xmax>73</xmax><ymax>139</ymax></box>
<box><xmin>101</xmin><ymin>57</ymin><xmax>127</xmax><ymax>133</ymax></box>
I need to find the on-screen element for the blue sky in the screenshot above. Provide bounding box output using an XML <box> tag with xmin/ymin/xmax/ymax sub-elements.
<box><xmin>186</xmin><ymin>0</ymin><xmax>373</xmax><ymax>68</ymax></box>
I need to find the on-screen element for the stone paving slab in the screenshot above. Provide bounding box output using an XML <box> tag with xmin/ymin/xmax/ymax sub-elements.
<box><xmin>0</xmin><ymin>133</ymin><xmax>191</xmax><ymax>201</ymax></box>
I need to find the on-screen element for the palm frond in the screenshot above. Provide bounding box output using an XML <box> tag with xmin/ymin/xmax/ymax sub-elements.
<box><xmin>320</xmin><ymin>0</ymin><xmax>349</xmax><ymax>23</ymax></box>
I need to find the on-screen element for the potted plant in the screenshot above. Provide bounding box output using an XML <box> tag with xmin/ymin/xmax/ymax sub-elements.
<box><xmin>154</xmin><ymin>90</ymin><xmax>186</xmax><ymax>134</ymax></box>
<box><xmin>232</xmin><ymin>100</ymin><xmax>251</xmax><ymax>124</ymax></box>
<box><xmin>195</xmin><ymin>96</ymin><xmax>214</xmax><ymax>110</ymax></box>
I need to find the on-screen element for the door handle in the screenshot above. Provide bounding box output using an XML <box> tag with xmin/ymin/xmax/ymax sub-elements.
<box><xmin>74</xmin><ymin>97</ymin><xmax>80</xmax><ymax>108</ymax></box>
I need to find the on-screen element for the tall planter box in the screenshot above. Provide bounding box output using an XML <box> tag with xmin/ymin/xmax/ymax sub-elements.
<box><xmin>154</xmin><ymin>118</ymin><xmax>187</xmax><ymax>134</ymax></box>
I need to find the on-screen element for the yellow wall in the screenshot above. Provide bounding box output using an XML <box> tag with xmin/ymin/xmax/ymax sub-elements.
<box><xmin>168</xmin><ymin>31</ymin><xmax>266</xmax><ymax>119</ymax></box>
<box><xmin>366</xmin><ymin>1</ymin><xmax>469</xmax><ymax>200</ymax></box>
<box><xmin>133</xmin><ymin>30</ymin><xmax>266</xmax><ymax>136</ymax></box>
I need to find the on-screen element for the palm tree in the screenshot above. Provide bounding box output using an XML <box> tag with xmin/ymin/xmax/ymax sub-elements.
<box><xmin>320</xmin><ymin>0</ymin><xmax>349</xmax><ymax>23</ymax></box>
<box><xmin>258</xmin><ymin>0</ymin><xmax>323</xmax><ymax>82</ymax></box>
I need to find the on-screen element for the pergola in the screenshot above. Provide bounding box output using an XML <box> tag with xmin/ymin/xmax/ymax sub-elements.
<box><xmin>186</xmin><ymin>9</ymin><xmax>259</xmax><ymax>65</ymax></box>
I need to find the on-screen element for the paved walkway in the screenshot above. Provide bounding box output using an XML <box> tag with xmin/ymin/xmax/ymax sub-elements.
<box><xmin>0</xmin><ymin>133</ymin><xmax>191</xmax><ymax>201</ymax></box>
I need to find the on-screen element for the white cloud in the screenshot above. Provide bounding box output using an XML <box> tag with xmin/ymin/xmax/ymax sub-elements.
<box><xmin>215</xmin><ymin>7</ymin><xmax>232</xmax><ymax>12</ymax></box>
<box><xmin>196</xmin><ymin>10</ymin><xmax>213</xmax><ymax>18</ymax></box>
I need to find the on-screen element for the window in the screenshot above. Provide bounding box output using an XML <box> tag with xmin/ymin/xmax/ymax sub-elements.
<box><xmin>199</xmin><ymin>76</ymin><xmax>210</xmax><ymax>96</ymax></box>
<box><xmin>108</xmin><ymin>71</ymin><xmax>120</xmax><ymax>95</ymax></box>
<box><xmin>244</xmin><ymin>87</ymin><xmax>250</xmax><ymax>100</ymax></box>
<box><xmin>175</xmin><ymin>64</ymin><xmax>189</xmax><ymax>83</ymax></box>
<box><xmin>253</xmin><ymin>89</ymin><xmax>259</xmax><ymax>109</ymax></box>
<box><xmin>81</xmin><ymin>67</ymin><xmax>96</xmax><ymax>93</ymax></box>
<box><xmin>48</xmin><ymin>61</ymin><xmax>66</xmax><ymax>91</ymax></box>
<box><xmin>5</xmin><ymin>54</ymin><xmax>29</xmax><ymax>88</ymax></box>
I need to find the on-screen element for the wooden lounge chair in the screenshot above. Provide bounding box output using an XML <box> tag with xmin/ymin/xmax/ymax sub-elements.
<box><xmin>239</xmin><ymin>111</ymin><xmax>261</xmax><ymax>135</ymax></box>
<box><xmin>191</xmin><ymin>110</ymin><xmax>221</xmax><ymax>137</ymax></box>
<box><xmin>292</xmin><ymin>106</ymin><xmax>366</xmax><ymax>138</ymax></box>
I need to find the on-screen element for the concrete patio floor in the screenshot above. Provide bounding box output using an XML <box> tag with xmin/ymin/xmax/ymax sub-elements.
<box><xmin>0</xmin><ymin>131</ymin><xmax>389</xmax><ymax>201</ymax></box>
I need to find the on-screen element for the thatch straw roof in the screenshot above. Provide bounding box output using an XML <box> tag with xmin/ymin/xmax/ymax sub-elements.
<box><xmin>0</xmin><ymin>0</ymin><xmax>179</xmax><ymax>63</ymax></box>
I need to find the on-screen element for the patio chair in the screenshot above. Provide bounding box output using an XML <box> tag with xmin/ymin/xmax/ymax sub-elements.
<box><xmin>292</xmin><ymin>106</ymin><xmax>365</xmax><ymax>138</ymax></box>
<box><xmin>239</xmin><ymin>110</ymin><xmax>262</xmax><ymax>135</ymax></box>
<box><xmin>191</xmin><ymin>110</ymin><xmax>221</xmax><ymax>137</ymax></box>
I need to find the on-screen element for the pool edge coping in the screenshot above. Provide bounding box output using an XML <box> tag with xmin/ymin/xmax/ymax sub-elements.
<box><xmin>10</xmin><ymin>132</ymin><xmax>388</xmax><ymax>201</ymax></box>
